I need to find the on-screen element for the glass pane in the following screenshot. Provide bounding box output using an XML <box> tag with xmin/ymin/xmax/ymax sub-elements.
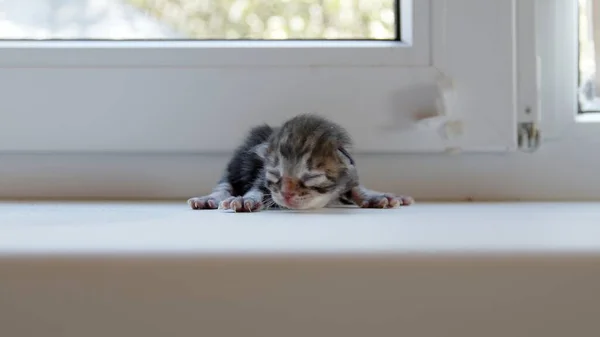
<box><xmin>0</xmin><ymin>0</ymin><xmax>398</xmax><ymax>40</ymax></box>
<box><xmin>580</xmin><ymin>0</ymin><xmax>600</xmax><ymax>112</ymax></box>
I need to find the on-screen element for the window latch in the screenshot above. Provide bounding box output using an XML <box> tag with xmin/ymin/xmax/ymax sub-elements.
<box><xmin>517</xmin><ymin>122</ymin><xmax>541</xmax><ymax>153</ymax></box>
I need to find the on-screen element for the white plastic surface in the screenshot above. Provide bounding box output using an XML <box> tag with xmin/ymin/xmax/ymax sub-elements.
<box><xmin>2</xmin><ymin>201</ymin><xmax>600</xmax><ymax>337</ymax></box>
<box><xmin>1</xmin><ymin>202</ymin><xmax>600</xmax><ymax>255</ymax></box>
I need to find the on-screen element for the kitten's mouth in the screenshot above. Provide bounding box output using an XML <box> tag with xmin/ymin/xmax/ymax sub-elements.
<box><xmin>274</xmin><ymin>195</ymin><xmax>303</xmax><ymax>209</ymax></box>
<box><xmin>282</xmin><ymin>199</ymin><xmax>300</xmax><ymax>208</ymax></box>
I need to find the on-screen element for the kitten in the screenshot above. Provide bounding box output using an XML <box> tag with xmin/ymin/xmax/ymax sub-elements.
<box><xmin>188</xmin><ymin>114</ymin><xmax>414</xmax><ymax>212</ymax></box>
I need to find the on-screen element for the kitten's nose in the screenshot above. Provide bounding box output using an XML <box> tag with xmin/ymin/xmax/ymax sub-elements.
<box><xmin>281</xmin><ymin>191</ymin><xmax>296</xmax><ymax>200</ymax></box>
<box><xmin>281</xmin><ymin>177</ymin><xmax>297</xmax><ymax>193</ymax></box>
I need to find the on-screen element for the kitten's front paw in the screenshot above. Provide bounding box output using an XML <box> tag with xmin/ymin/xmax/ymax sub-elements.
<box><xmin>219</xmin><ymin>196</ymin><xmax>263</xmax><ymax>212</ymax></box>
<box><xmin>359</xmin><ymin>193</ymin><xmax>414</xmax><ymax>209</ymax></box>
<box><xmin>188</xmin><ymin>196</ymin><xmax>221</xmax><ymax>210</ymax></box>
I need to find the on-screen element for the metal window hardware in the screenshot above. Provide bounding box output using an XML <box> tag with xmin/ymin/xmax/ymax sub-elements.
<box><xmin>518</xmin><ymin>122</ymin><xmax>541</xmax><ymax>152</ymax></box>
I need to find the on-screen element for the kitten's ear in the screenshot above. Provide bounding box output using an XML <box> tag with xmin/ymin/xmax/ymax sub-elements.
<box><xmin>253</xmin><ymin>142</ymin><xmax>270</xmax><ymax>159</ymax></box>
<box><xmin>337</xmin><ymin>147</ymin><xmax>355</xmax><ymax>166</ymax></box>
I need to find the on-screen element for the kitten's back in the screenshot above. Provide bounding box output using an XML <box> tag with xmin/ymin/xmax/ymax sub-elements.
<box><xmin>225</xmin><ymin>124</ymin><xmax>274</xmax><ymax>195</ymax></box>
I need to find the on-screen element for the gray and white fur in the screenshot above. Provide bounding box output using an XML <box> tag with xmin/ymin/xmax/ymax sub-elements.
<box><xmin>188</xmin><ymin>114</ymin><xmax>413</xmax><ymax>212</ymax></box>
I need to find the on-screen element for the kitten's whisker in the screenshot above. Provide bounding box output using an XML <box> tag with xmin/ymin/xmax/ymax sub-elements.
<box><xmin>262</xmin><ymin>195</ymin><xmax>277</xmax><ymax>210</ymax></box>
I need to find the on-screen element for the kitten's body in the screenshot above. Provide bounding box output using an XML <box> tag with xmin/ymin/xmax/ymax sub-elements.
<box><xmin>188</xmin><ymin>114</ymin><xmax>413</xmax><ymax>212</ymax></box>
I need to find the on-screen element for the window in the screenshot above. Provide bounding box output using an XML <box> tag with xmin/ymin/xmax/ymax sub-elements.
<box><xmin>0</xmin><ymin>0</ymin><xmax>399</xmax><ymax>40</ymax></box>
<box><xmin>579</xmin><ymin>0</ymin><xmax>600</xmax><ymax>113</ymax></box>
<box><xmin>0</xmin><ymin>0</ymin><xmax>422</xmax><ymax>68</ymax></box>
<box><xmin>537</xmin><ymin>0</ymin><xmax>600</xmax><ymax>139</ymax></box>
<box><xmin>1</xmin><ymin>1</ymin><xmax>534</xmax><ymax>199</ymax></box>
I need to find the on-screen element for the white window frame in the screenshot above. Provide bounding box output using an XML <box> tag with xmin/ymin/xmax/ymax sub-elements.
<box><xmin>538</xmin><ymin>0</ymin><xmax>599</xmax><ymax>141</ymax></box>
<box><xmin>2</xmin><ymin>0</ymin><xmax>555</xmax><ymax>200</ymax></box>
<box><xmin>0</xmin><ymin>0</ymin><xmax>523</xmax><ymax>155</ymax></box>
<box><xmin>0</xmin><ymin>0</ymin><xmax>429</xmax><ymax>68</ymax></box>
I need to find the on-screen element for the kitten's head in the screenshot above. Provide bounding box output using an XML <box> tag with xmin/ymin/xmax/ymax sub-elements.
<box><xmin>256</xmin><ymin>114</ymin><xmax>357</xmax><ymax>210</ymax></box>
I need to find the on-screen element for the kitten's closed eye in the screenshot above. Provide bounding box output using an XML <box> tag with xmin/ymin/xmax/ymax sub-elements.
<box><xmin>266</xmin><ymin>170</ymin><xmax>281</xmax><ymax>183</ymax></box>
<box><xmin>301</xmin><ymin>173</ymin><xmax>337</xmax><ymax>194</ymax></box>
<box><xmin>301</xmin><ymin>173</ymin><xmax>330</xmax><ymax>187</ymax></box>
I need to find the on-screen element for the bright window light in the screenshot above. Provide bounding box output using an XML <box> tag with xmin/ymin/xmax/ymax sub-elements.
<box><xmin>0</xmin><ymin>0</ymin><xmax>399</xmax><ymax>41</ymax></box>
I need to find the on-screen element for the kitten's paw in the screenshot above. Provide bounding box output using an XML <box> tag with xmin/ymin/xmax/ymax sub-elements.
<box><xmin>188</xmin><ymin>196</ymin><xmax>221</xmax><ymax>210</ymax></box>
<box><xmin>219</xmin><ymin>196</ymin><xmax>263</xmax><ymax>212</ymax></box>
<box><xmin>359</xmin><ymin>193</ymin><xmax>414</xmax><ymax>209</ymax></box>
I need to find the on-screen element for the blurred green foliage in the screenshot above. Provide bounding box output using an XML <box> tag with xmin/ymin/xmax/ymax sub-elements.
<box><xmin>127</xmin><ymin>0</ymin><xmax>396</xmax><ymax>39</ymax></box>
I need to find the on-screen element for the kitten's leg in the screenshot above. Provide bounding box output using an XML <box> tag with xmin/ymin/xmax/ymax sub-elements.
<box><xmin>188</xmin><ymin>178</ymin><xmax>233</xmax><ymax>210</ymax></box>
<box><xmin>219</xmin><ymin>188</ymin><xmax>265</xmax><ymax>213</ymax></box>
<box><xmin>350</xmin><ymin>186</ymin><xmax>414</xmax><ymax>209</ymax></box>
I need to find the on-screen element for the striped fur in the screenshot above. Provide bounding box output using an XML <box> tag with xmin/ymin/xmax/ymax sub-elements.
<box><xmin>188</xmin><ymin>114</ymin><xmax>414</xmax><ymax>211</ymax></box>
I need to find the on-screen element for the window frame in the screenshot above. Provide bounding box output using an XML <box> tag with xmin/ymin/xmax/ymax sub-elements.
<box><xmin>1</xmin><ymin>0</ymin><xmax>553</xmax><ymax>201</ymax></box>
<box><xmin>0</xmin><ymin>0</ymin><xmax>430</xmax><ymax>68</ymax></box>
<box><xmin>0</xmin><ymin>0</ymin><xmax>525</xmax><ymax>155</ymax></box>
<box><xmin>538</xmin><ymin>0</ymin><xmax>600</xmax><ymax>141</ymax></box>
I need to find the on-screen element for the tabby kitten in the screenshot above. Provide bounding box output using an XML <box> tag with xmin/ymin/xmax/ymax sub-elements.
<box><xmin>188</xmin><ymin>114</ymin><xmax>413</xmax><ymax>212</ymax></box>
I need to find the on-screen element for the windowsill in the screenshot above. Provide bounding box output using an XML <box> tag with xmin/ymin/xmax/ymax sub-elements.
<box><xmin>1</xmin><ymin>201</ymin><xmax>600</xmax><ymax>256</ymax></box>
<box><xmin>3</xmin><ymin>202</ymin><xmax>599</xmax><ymax>336</ymax></box>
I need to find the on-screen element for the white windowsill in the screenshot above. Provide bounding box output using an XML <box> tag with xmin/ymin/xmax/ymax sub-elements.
<box><xmin>2</xmin><ymin>201</ymin><xmax>600</xmax><ymax>256</ymax></box>
<box><xmin>2</xmin><ymin>201</ymin><xmax>600</xmax><ymax>337</ymax></box>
